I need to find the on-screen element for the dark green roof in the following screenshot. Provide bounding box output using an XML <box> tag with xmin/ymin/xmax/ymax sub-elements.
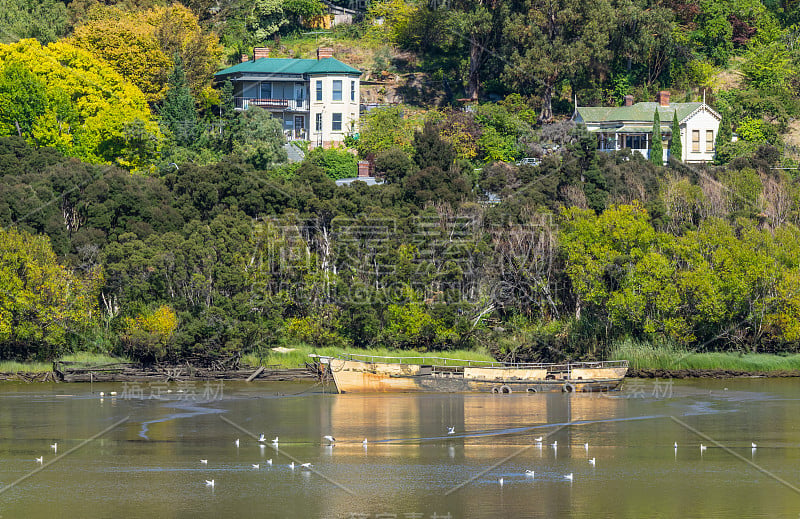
<box><xmin>215</xmin><ymin>57</ymin><xmax>362</xmax><ymax>77</ymax></box>
<box><xmin>576</xmin><ymin>102</ymin><xmax>704</xmax><ymax>124</ymax></box>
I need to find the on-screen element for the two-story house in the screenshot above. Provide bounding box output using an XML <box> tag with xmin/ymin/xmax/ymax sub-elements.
<box><xmin>215</xmin><ymin>47</ymin><xmax>362</xmax><ymax>148</ymax></box>
<box><xmin>574</xmin><ymin>91</ymin><xmax>722</xmax><ymax>164</ymax></box>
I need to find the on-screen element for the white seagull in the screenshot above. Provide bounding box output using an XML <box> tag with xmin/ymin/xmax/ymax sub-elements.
<box><xmin>584</xmin><ymin>442</ymin><xmax>589</xmax><ymax>451</ymax></box>
<box><xmin>323</xmin><ymin>435</ymin><xmax>336</xmax><ymax>443</ymax></box>
<box><xmin>498</xmin><ymin>477</ymin><xmax>504</xmax><ymax>486</ymax></box>
<box><xmin>700</xmin><ymin>444</ymin><xmax>707</xmax><ymax>452</ymax></box>
<box><xmin>266</xmin><ymin>459</ymin><xmax>273</xmax><ymax>465</ymax></box>
<box><xmin>589</xmin><ymin>457</ymin><xmax>596</xmax><ymax>466</ymax></box>
<box><xmin>300</xmin><ymin>463</ymin><xmax>312</xmax><ymax>469</ymax></box>
<box><xmin>447</xmin><ymin>427</ymin><xmax>455</xmax><ymax>435</ymax></box>
<box><xmin>362</xmin><ymin>438</ymin><xmax>368</xmax><ymax>445</ymax></box>
<box><xmin>258</xmin><ymin>434</ymin><xmax>266</xmax><ymax>442</ymax></box>
<box><xmin>205</xmin><ymin>479</ymin><xmax>215</xmax><ymax>488</ymax></box>
<box><xmin>200</xmin><ymin>459</ymin><xmax>208</xmax><ymax>464</ymax></box>
<box><xmin>564</xmin><ymin>473</ymin><xmax>573</xmax><ymax>481</ymax></box>
<box><xmin>35</xmin><ymin>456</ymin><xmax>43</xmax><ymax>464</ymax></box>
<box><xmin>551</xmin><ymin>441</ymin><xmax>558</xmax><ymax>448</ymax></box>
<box><xmin>674</xmin><ymin>442</ymin><xmax>678</xmax><ymax>448</ymax></box>
<box><xmin>50</xmin><ymin>443</ymin><xmax>57</xmax><ymax>453</ymax></box>
<box><xmin>272</xmin><ymin>437</ymin><xmax>279</xmax><ymax>444</ymax></box>
<box><xmin>525</xmin><ymin>470</ymin><xmax>535</xmax><ymax>477</ymax></box>
<box><xmin>534</xmin><ymin>437</ymin><xmax>543</xmax><ymax>442</ymax></box>
<box><xmin>252</xmin><ymin>464</ymin><xmax>260</xmax><ymax>469</ymax></box>
<box><xmin>289</xmin><ymin>462</ymin><xmax>295</xmax><ymax>470</ymax></box>
<box><xmin>751</xmin><ymin>442</ymin><xmax>757</xmax><ymax>449</ymax></box>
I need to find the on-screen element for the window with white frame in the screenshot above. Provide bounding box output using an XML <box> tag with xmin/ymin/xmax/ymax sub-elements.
<box><xmin>350</xmin><ymin>80</ymin><xmax>356</xmax><ymax>101</ymax></box>
<box><xmin>315</xmin><ymin>113</ymin><xmax>322</xmax><ymax>132</ymax></box>
<box><xmin>332</xmin><ymin>113</ymin><xmax>342</xmax><ymax>131</ymax></box>
<box><xmin>315</xmin><ymin>80</ymin><xmax>322</xmax><ymax>101</ymax></box>
<box><xmin>332</xmin><ymin>80</ymin><xmax>342</xmax><ymax>101</ymax></box>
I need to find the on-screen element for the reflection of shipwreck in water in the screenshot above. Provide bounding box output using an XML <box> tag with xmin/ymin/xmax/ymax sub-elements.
<box><xmin>315</xmin><ymin>354</ymin><xmax>628</xmax><ymax>394</ymax></box>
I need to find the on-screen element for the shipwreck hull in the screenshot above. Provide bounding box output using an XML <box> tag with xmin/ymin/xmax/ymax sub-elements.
<box><xmin>326</xmin><ymin>357</ymin><xmax>627</xmax><ymax>394</ymax></box>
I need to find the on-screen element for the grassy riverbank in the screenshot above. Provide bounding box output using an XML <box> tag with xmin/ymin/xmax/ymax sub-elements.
<box><xmin>0</xmin><ymin>353</ymin><xmax>129</xmax><ymax>373</ymax></box>
<box><xmin>242</xmin><ymin>346</ymin><xmax>497</xmax><ymax>369</ymax></box>
<box><xmin>609</xmin><ymin>339</ymin><xmax>800</xmax><ymax>371</ymax></box>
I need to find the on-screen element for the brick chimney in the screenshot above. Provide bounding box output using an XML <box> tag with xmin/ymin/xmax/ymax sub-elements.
<box><xmin>317</xmin><ymin>47</ymin><xmax>334</xmax><ymax>60</ymax></box>
<box><xmin>253</xmin><ymin>47</ymin><xmax>269</xmax><ymax>60</ymax></box>
<box><xmin>623</xmin><ymin>95</ymin><xmax>634</xmax><ymax>107</ymax></box>
<box><xmin>241</xmin><ymin>54</ymin><xmax>249</xmax><ymax>63</ymax></box>
<box><xmin>656</xmin><ymin>90</ymin><xmax>670</xmax><ymax>107</ymax></box>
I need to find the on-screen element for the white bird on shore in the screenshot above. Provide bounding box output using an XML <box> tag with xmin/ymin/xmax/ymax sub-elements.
<box><xmin>525</xmin><ymin>470</ymin><xmax>535</xmax><ymax>477</ymax></box>
<box><xmin>205</xmin><ymin>480</ymin><xmax>215</xmax><ymax>488</ymax></box>
<box><xmin>258</xmin><ymin>434</ymin><xmax>266</xmax><ymax>442</ymax></box>
<box><xmin>323</xmin><ymin>435</ymin><xmax>336</xmax><ymax>443</ymax></box>
<box><xmin>50</xmin><ymin>443</ymin><xmax>57</xmax><ymax>453</ymax></box>
<box><xmin>447</xmin><ymin>427</ymin><xmax>455</xmax><ymax>435</ymax></box>
<box><xmin>534</xmin><ymin>437</ymin><xmax>543</xmax><ymax>442</ymax></box>
<box><xmin>35</xmin><ymin>456</ymin><xmax>43</xmax><ymax>464</ymax></box>
<box><xmin>564</xmin><ymin>473</ymin><xmax>573</xmax><ymax>481</ymax></box>
<box><xmin>200</xmin><ymin>459</ymin><xmax>208</xmax><ymax>464</ymax></box>
<box><xmin>234</xmin><ymin>439</ymin><xmax>240</xmax><ymax>448</ymax></box>
<box><xmin>589</xmin><ymin>457</ymin><xmax>596</xmax><ymax>466</ymax></box>
<box><xmin>252</xmin><ymin>464</ymin><xmax>260</xmax><ymax>469</ymax></box>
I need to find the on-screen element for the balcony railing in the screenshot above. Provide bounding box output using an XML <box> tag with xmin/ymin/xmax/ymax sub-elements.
<box><xmin>235</xmin><ymin>97</ymin><xmax>309</xmax><ymax>111</ymax></box>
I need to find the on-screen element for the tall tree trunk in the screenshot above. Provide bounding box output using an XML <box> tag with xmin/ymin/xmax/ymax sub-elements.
<box><xmin>538</xmin><ymin>82</ymin><xmax>554</xmax><ymax>123</ymax></box>
<box><xmin>467</xmin><ymin>37</ymin><xmax>482</xmax><ymax>101</ymax></box>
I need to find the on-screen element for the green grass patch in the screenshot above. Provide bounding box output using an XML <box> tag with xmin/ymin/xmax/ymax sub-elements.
<box><xmin>0</xmin><ymin>353</ymin><xmax>131</xmax><ymax>374</ymax></box>
<box><xmin>610</xmin><ymin>338</ymin><xmax>800</xmax><ymax>371</ymax></box>
<box><xmin>242</xmin><ymin>345</ymin><xmax>497</xmax><ymax>369</ymax></box>
<box><xmin>0</xmin><ymin>360</ymin><xmax>51</xmax><ymax>373</ymax></box>
<box><xmin>59</xmin><ymin>352</ymin><xmax>130</xmax><ymax>365</ymax></box>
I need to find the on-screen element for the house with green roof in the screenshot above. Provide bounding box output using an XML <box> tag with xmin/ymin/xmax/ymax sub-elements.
<box><xmin>215</xmin><ymin>47</ymin><xmax>362</xmax><ymax>148</ymax></box>
<box><xmin>574</xmin><ymin>91</ymin><xmax>722</xmax><ymax>164</ymax></box>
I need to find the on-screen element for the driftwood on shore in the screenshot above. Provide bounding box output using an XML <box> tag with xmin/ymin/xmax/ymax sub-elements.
<box><xmin>0</xmin><ymin>361</ymin><xmax>322</xmax><ymax>383</ymax></box>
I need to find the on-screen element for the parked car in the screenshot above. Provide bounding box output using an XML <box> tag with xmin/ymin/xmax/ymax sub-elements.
<box><xmin>517</xmin><ymin>157</ymin><xmax>541</xmax><ymax>166</ymax></box>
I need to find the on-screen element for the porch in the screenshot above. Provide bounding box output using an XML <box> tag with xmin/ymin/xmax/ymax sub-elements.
<box><xmin>235</xmin><ymin>97</ymin><xmax>309</xmax><ymax>111</ymax></box>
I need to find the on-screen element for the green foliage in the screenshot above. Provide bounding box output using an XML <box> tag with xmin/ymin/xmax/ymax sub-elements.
<box><xmin>0</xmin><ymin>0</ymin><xmax>68</xmax><ymax>44</ymax></box>
<box><xmin>230</xmin><ymin>107</ymin><xmax>287</xmax><ymax>168</ymax></box>
<box><xmin>0</xmin><ymin>39</ymin><xmax>162</xmax><ymax>171</ymax></box>
<box><xmin>670</xmin><ymin>111</ymin><xmax>682</xmax><ymax>161</ymax></box>
<box><xmin>375</xmin><ymin>147</ymin><xmax>416</xmax><ymax>184</ymax></box>
<box><xmin>0</xmin><ymin>226</ymin><xmax>101</xmax><ymax>360</ymax></box>
<box><xmin>306</xmin><ymin>146</ymin><xmax>358</xmax><ymax>180</ymax></box>
<box><xmin>741</xmin><ymin>41</ymin><xmax>794</xmax><ymax>91</ymax></box>
<box><xmin>0</xmin><ymin>60</ymin><xmax>47</xmax><ymax>138</ymax></box>
<box><xmin>650</xmin><ymin>109</ymin><xmax>663</xmax><ymax>166</ymax></box>
<box><xmin>357</xmin><ymin>106</ymin><xmax>419</xmax><ymax>158</ymax></box>
<box><xmin>736</xmin><ymin>117</ymin><xmax>773</xmax><ymax>143</ymax></box>
<box><xmin>160</xmin><ymin>56</ymin><xmax>199</xmax><ymax>147</ymax></box>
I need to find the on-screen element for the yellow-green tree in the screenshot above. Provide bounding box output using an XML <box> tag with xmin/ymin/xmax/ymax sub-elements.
<box><xmin>0</xmin><ymin>39</ymin><xmax>162</xmax><ymax>171</ymax></box>
<box><xmin>120</xmin><ymin>305</ymin><xmax>178</xmax><ymax>363</ymax></box>
<box><xmin>70</xmin><ymin>4</ymin><xmax>223</xmax><ymax>104</ymax></box>
<box><xmin>0</xmin><ymin>227</ymin><xmax>102</xmax><ymax>360</ymax></box>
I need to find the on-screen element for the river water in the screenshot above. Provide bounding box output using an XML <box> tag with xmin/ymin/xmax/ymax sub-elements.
<box><xmin>1</xmin><ymin>378</ymin><xmax>800</xmax><ymax>518</ymax></box>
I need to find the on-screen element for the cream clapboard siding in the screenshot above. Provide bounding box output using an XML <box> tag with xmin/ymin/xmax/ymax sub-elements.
<box><xmin>682</xmin><ymin>108</ymin><xmax>720</xmax><ymax>163</ymax></box>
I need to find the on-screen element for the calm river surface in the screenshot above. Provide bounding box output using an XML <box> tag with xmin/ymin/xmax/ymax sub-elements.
<box><xmin>2</xmin><ymin>378</ymin><xmax>800</xmax><ymax>518</ymax></box>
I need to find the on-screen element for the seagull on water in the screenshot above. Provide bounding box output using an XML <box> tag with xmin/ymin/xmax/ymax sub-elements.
<box><xmin>498</xmin><ymin>477</ymin><xmax>504</xmax><ymax>487</ymax></box>
<box><xmin>205</xmin><ymin>480</ymin><xmax>215</xmax><ymax>488</ymax></box>
<box><xmin>589</xmin><ymin>457</ymin><xmax>596</xmax><ymax>466</ymax></box>
<box><xmin>584</xmin><ymin>442</ymin><xmax>589</xmax><ymax>451</ymax></box>
<box><xmin>551</xmin><ymin>441</ymin><xmax>558</xmax><ymax>448</ymax></box>
<box><xmin>362</xmin><ymin>438</ymin><xmax>368</xmax><ymax>445</ymax></box>
<box><xmin>289</xmin><ymin>462</ymin><xmax>295</xmax><ymax>470</ymax></box>
<box><xmin>252</xmin><ymin>464</ymin><xmax>260</xmax><ymax>469</ymax></box>
<box><xmin>700</xmin><ymin>444</ymin><xmax>707</xmax><ymax>452</ymax></box>
<box><xmin>447</xmin><ymin>427</ymin><xmax>455</xmax><ymax>435</ymax></box>
<box><xmin>323</xmin><ymin>435</ymin><xmax>336</xmax><ymax>444</ymax></box>
<box><xmin>564</xmin><ymin>473</ymin><xmax>573</xmax><ymax>481</ymax></box>
<box><xmin>234</xmin><ymin>439</ymin><xmax>240</xmax><ymax>448</ymax></box>
<box><xmin>300</xmin><ymin>463</ymin><xmax>312</xmax><ymax>469</ymax></box>
<box><xmin>751</xmin><ymin>442</ymin><xmax>757</xmax><ymax>449</ymax></box>
<box><xmin>272</xmin><ymin>437</ymin><xmax>279</xmax><ymax>444</ymax></box>
<box><xmin>674</xmin><ymin>442</ymin><xmax>678</xmax><ymax>448</ymax></box>
<box><xmin>267</xmin><ymin>459</ymin><xmax>273</xmax><ymax>465</ymax></box>
<box><xmin>200</xmin><ymin>459</ymin><xmax>208</xmax><ymax>464</ymax></box>
<box><xmin>525</xmin><ymin>470</ymin><xmax>535</xmax><ymax>477</ymax></box>
<box><xmin>258</xmin><ymin>434</ymin><xmax>266</xmax><ymax>442</ymax></box>
<box><xmin>36</xmin><ymin>456</ymin><xmax>43</xmax><ymax>464</ymax></box>
<box><xmin>534</xmin><ymin>437</ymin><xmax>543</xmax><ymax>442</ymax></box>
<box><xmin>50</xmin><ymin>443</ymin><xmax>57</xmax><ymax>453</ymax></box>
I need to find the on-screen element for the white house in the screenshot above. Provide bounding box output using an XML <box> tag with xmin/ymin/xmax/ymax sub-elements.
<box><xmin>573</xmin><ymin>91</ymin><xmax>722</xmax><ymax>163</ymax></box>
<box><xmin>215</xmin><ymin>47</ymin><xmax>362</xmax><ymax>148</ymax></box>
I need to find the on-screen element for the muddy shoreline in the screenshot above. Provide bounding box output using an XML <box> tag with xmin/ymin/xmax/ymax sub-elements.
<box><xmin>627</xmin><ymin>368</ymin><xmax>800</xmax><ymax>379</ymax></box>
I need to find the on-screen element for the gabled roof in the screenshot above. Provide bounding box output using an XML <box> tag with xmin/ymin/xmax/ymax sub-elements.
<box><xmin>215</xmin><ymin>57</ymin><xmax>362</xmax><ymax>77</ymax></box>
<box><xmin>576</xmin><ymin>102</ymin><xmax>720</xmax><ymax>125</ymax></box>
